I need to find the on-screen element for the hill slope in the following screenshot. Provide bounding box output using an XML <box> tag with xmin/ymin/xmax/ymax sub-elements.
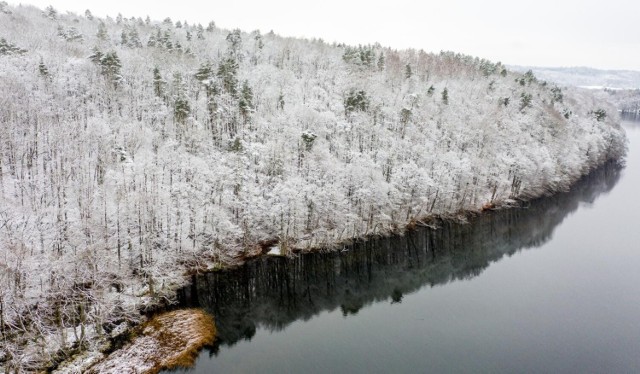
<box><xmin>509</xmin><ymin>65</ymin><xmax>640</xmax><ymax>89</ymax></box>
<box><xmin>0</xmin><ymin>3</ymin><xmax>626</xmax><ymax>370</ymax></box>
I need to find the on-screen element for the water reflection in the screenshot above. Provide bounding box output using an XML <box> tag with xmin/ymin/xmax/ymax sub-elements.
<box><xmin>621</xmin><ymin>111</ymin><xmax>640</xmax><ymax>123</ymax></box>
<box><xmin>177</xmin><ymin>161</ymin><xmax>622</xmax><ymax>354</ymax></box>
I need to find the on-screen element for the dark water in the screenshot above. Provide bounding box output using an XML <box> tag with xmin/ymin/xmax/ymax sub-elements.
<box><xmin>172</xmin><ymin>119</ymin><xmax>640</xmax><ymax>373</ymax></box>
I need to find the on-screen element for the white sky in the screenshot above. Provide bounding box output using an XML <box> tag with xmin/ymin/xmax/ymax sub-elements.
<box><xmin>12</xmin><ymin>0</ymin><xmax>640</xmax><ymax>70</ymax></box>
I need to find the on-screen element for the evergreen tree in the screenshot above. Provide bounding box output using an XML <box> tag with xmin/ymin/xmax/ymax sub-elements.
<box><xmin>88</xmin><ymin>46</ymin><xmax>103</xmax><ymax>64</ymax></box>
<box><xmin>550</xmin><ymin>86</ymin><xmax>563</xmax><ymax>104</ymax></box>
<box><xmin>206</xmin><ymin>21</ymin><xmax>216</xmax><ymax>32</ymax></box>
<box><xmin>524</xmin><ymin>70</ymin><xmax>536</xmax><ymax>84</ymax></box>
<box><xmin>405</xmin><ymin>64</ymin><xmax>412</xmax><ymax>79</ymax></box>
<box><xmin>226</xmin><ymin>29</ymin><xmax>242</xmax><ymax>56</ymax></box>
<box><xmin>591</xmin><ymin>108</ymin><xmax>607</xmax><ymax>122</ymax></box>
<box><xmin>400</xmin><ymin>108</ymin><xmax>412</xmax><ymax>123</ymax></box>
<box><xmin>519</xmin><ymin>92</ymin><xmax>532</xmax><ymax>111</ymax></box>
<box><xmin>205</xmin><ymin>81</ymin><xmax>219</xmax><ymax>125</ymax></box>
<box><xmin>253</xmin><ymin>30</ymin><xmax>264</xmax><ymax>50</ymax></box>
<box><xmin>152</xmin><ymin>67</ymin><xmax>165</xmax><ymax>98</ymax></box>
<box><xmin>172</xmin><ymin>73</ymin><xmax>190</xmax><ymax>124</ymax></box>
<box><xmin>38</xmin><ymin>60</ymin><xmax>50</xmax><ymax>78</ymax></box>
<box><xmin>442</xmin><ymin>88</ymin><xmax>449</xmax><ymax>105</ymax></box>
<box><xmin>84</xmin><ymin>9</ymin><xmax>93</xmax><ymax>20</ymax></box>
<box><xmin>0</xmin><ymin>1</ymin><xmax>11</xmax><ymax>14</ymax></box>
<box><xmin>344</xmin><ymin>90</ymin><xmax>369</xmax><ymax>114</ymax></box>
<box><xmin>174</xmin><ymin>96</ymin><xmax>190</xmax><ymax>124</ymax></box>
<box><xmin>377</xmin><ymin>53</ymin><xmax>385</xmax><ymax>71</ymax></box>
<box><xmin>147</xmin><ymin>34</ymin><xmax>157</xmax><ymax>47</ymax></box>
<box><xmin>278</xmin><ymin>94</ymin><xmax>285</xmax><ymax>110</ymax></box>
<box><xmin>97</xmin><ymin>21</ymin><xmax>108</xmax><ymax>41</ymax></box>
<box><xmin>217</xmin><ymin>56</ymin><xmax>239</xmax><ymax>96</ymax></box>
<box><xmin>130</xmin><ymin>27</ymin><xmax>142</xmax><ymax>47</ymax></box>
<box><xmin>45</xmin><ymin>5</ymin><xmax>57</xmax><ymax>19</ymax></box>
<box><xmin>239</xmin><ymin>80</ymin><xmax>253</xmax><ymax>122</ymax></box>
<box><xmin>196</xmin><ymin>24</ymin><xmax>205</xmax><ymax>40</ymax></box>
<box><xmin>195</xmin><ymin>61</ymin><xmax>214</xmax><ymax>82</ymax></box>
<box><xmin>100</xmin><ymin>51</ymin><xmax>123</xmax><ymax>87</ymax></box>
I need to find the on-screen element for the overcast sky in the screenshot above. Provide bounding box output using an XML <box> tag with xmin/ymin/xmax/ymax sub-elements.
<box><xmin>13</xmin><ymin>0</ymin><xmax>640</xmax><ymax>70</ymax></box>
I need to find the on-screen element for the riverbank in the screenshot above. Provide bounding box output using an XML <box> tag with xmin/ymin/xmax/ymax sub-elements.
<box><xmin>54</xmin><ymin>160</ymin><xmax>626</xmax><ymax>373</ymax></box>
<box><xmin>176</xmin><ymin>121</ymin><xmax>640</xmax><ymax>373</ymax></box>
<box><xmin>55</xmin><ymin>309</ymin><xmax>215</xmax><ymax>374</ymax></box>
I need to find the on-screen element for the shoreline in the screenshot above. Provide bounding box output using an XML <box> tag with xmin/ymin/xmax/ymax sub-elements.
<box><xmin>57</xmin><ymin>309</ymin><xmax>215</xmax><ymax>374</ymax></box>
<box><xmin>55</xmin><ymin>157</ymin><xmax>625</xmax><ymax>373</ymax></box>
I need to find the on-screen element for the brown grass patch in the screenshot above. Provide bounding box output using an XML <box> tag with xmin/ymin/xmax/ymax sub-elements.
<box><xmin>87</xmin><ymin>309</ymin><xmax>215</xmax><ymax>374</ymax></box>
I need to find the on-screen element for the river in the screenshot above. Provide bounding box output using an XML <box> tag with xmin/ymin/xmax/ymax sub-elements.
<box><xmin>170</xmin><ymin>118</ymin><xmax>640</xmax><ymax>373</ymax></box>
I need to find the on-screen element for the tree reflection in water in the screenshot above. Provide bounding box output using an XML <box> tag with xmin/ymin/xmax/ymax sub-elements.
<box><xmin>178</xmin><ymin>161</ymin><xmax>621</xmax><ymax>354</ymax></box>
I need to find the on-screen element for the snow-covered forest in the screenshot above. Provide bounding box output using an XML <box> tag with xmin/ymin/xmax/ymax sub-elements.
<box><xmin>0</xmin><ymin>3</ymin><xmax>627</xmax><ymax>370</ymax></box>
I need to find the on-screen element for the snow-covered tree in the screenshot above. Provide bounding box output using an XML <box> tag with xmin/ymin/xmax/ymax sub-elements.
<box><xmin>0</xmin><ymin>4</ymin><xmax>626</xmax><ymax>371</ymax></box>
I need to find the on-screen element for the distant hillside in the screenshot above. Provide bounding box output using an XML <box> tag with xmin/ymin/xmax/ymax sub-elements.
<box><xmin>509</xmin><ymin>66</ymin><xmax>640</xmax><ymax>89</ymax></box>
<box><xmin>0</xmin><ymin>3</ymin><xmax>626</xmax><ymax>371</ymax></box>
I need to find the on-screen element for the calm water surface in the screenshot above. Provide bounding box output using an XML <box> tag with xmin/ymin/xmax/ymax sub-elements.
<box><xmin>172</xmin><ymin>119</ymin><xmax>640</xmax><ymax>373</ymax></box>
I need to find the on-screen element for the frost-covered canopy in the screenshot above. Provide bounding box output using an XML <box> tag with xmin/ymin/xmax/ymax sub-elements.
<box><xmin>0</xmin><ymin>3</ymin><xmax>626</xmax><ymax>371</ymax></box>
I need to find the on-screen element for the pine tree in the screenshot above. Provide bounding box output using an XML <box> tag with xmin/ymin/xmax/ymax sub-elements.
<box><xmin>97</xmin><ymin>21</ymin><xmax>108</xmax><ymax>41</ymax></box>
<box><xmin>196</xmin><ymin>24</ymin><xmax>205</xmax><ymax>40</ymax></box>
<box><xmin>195</xmin><ymin>61</ymin><xmax>214</xmax><ymax>82</ymax></box>
<box><xmin>344</xmin><ymin>90</ymin><xmax>369</xmax><ymax>115</ymax></box>
<box><xmin>45</xmin><ymin>5</ymin><xmax>57</xmax><ymax>19</ymax></box>
<box><xmin>278</xmin><ymin>94</ymin><xmax>285</xmax><ymax>110</ymax></box>
<box><xmin>0</xmin><ymin>1</ymin><xmax>11</xmax><ymax>14</ymax></box>
<box><xmin>100</xmin><ymin>51</ymin><xmax>123</xmax><ymax>87</ymax></box>
<box><xmin>85</xmin><ymin>9</ymin><xmax>93</xmax><ymax>20</ymax></box>
<box><xmin>38</xmin><ymin>60</ymin><xmax>50</xmax><ymax>78</ymax></box>
<box><xmin>0</xmin><ymin>38</ymin><xmax>27</xmax><ymax>56</ymax></box>
<box><xmin>253</xmin><ymin>31</ymin><xmax>264</xmax><ymax>50</ymax></box>
<box><xmin>152</xmin><ymin>67</ymin><xmax>165</xmax><ymax>98</ymax></box>
<box><xmin>205</xmin><ymin>81</ymin><xmax>219</xmax><ymax>126</ymax></box>
<box><xmin>377</xmin><ymin>53</ymin><xmax>385</xmax><ymax>71</ymax></box>
<box><xmin>88</xmin><ymin>46</ymin><xmax>103</xmax><ymax>64</ymax></box>
<box><xmin>217</xmin><ymin>56</ymin><xmax>239</xmax><ymax>96</ymax></box>
<box><xmin>174</xmin><ymin>96</ymin><xmax>190</xmax><ymax>124</ymax></box>
<box><xmin>226</xmin><ymin>29</ymin><xmax>242</xmax><ymax>56</ymax></box>
<box><xmin>239</xmin><ymin>80</ymin><xmax>253</xmax><ymax>123</ymax></box>
<box><xmin>442</xmin><ymin>88</ymin><xmax>449</xmax><ymax>105</ymax></box>
<box><xmin>524</xmin><ymin>70</ymin><xmax>536</xmax><ymax>84</ymax></box>
<box><xmin>127</xmin><ymin>27</ymin><xmax>142</xmax><ymax>48</ymax></box>
<box><xmin>172</xmin><ymin>73</ymin><xmax>190</xmax><ymax>124</ymax></box>
<box><xmin>405</xmin><ymin>64</ymin><xmax>412</xmax><ymax>79</ymax></box>
<box><xmin>519</xmin><ymin>92</ymin><xmax>532</xmax><ymax>111</ymax></box>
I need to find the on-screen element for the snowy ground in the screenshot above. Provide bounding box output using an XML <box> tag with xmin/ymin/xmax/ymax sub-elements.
<box><xmin>56</xmin><ymin>309</ymin><xmax>216</xmax><ymax>374</ymax></box>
